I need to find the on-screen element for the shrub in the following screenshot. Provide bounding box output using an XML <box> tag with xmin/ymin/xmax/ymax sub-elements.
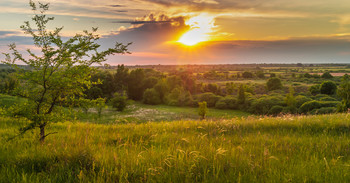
<box><xmin>266</xmin><ymin>77</ymin><xmax>283</xmax><ymax>91</ymax></box>
<box><xmin>143</xmin><ymin>88</ymin><xmax>162</xmax><ymax>105</ymax></box>
<box><xmin>215</xmin><ymin>96</ymin><xmax>237</xmax><ymax>109</ymax></box>
<box><xmin>198</xmin><ymin>101</ymin><xmax>208</xmax><ymax>120</ymax></box>
<box><xmin>242</xmin><ymin>71</ymin><xmax>254</xmax><ymax>78</ymax></box>
<box><xmin>111</xmin><ymin>92</ymin><xmax>128</xmax><ymax>111</ymax></box>
<box><xmin>311</xmin><ymin>107</ymin><xmax>336</xmax><ymax>114</ymax></box>
<box><xmin>268</xmin><ymin>105</ymin><xmax>284</xmax><ymax>116</ymax></box>
<box><xmin>320</xmin><ymin>81</ymin><xmax>337</xmax><ymax>95</ymax></box>
<box><xmin>249</xmin><ymin>95</ymin><xmax>285</xmax><ymax>115</ymax></box>
<box><xmin>319</xmin><ymin>96</ymin><xmax>338</xmax><ymax>101</ymax></box>
<box><xmin>299</xmin><ymin>100</ymin><xmax>340</xmax><ymax>114</ymax></box>
<box><xmin>196</xmin><ymin>92</ymin><xmax>222</xmax><ymax>107</ymax></box>
<box><xmin>321</xmin><ymin>72</ymin><xmax>333</xmax><ymax>79</ymax></box>
<box><xmin>295</xmin><ymin>95</ymin><xmax>312</xmax><ymax>108</ymax></box>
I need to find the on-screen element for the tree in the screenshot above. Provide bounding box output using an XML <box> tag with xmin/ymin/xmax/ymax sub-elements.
<box><xmin>143</xmin><ymin>88</ymin><xmax>162</xmax><ymax>105</ymax></box>
<box><xmin>337</xmin><ymin>74</ymin><xmax>350</xmax><ymax>111</ymax></box>
<box><xmin>320</xmin><ymin>81</ymin><xmax>337</xmax><ymax>95</ymax></box>
<box><xmin>242</xmin><ymin>71</ymin><xmax>253</xmax><ymax>78</ymax></box>
<box><xmin>95</xmin><ymin>98</ymin><xmax>107</xmax><ymax>118</ymax></box>
<box><xmin>198</xmin><ymin>101</ymin><xmax>208</xmax><ymax>120</ymax></box>
<box><xmin>266</xmin><ymin>77</ymin><xmax>283</xmax><ymax>91</ymax></box>
<box><xmin>111</xmin><ymin>92</ymin><xmax>128</xmax><ymax>111</ymax></box>
<box><xmin>2</xmin><ymin>1</ymin><xmax>130</xmax><ymax>142</ymax></box>
<box><xmin>321</xmin><ymin>72</ymin><xmax>333</xmax><ymax>79</ymax></box>
<box><xmin>238</xmin><ymin>84</ymin><xmax>245</xmax><ymax>104</ymax></box>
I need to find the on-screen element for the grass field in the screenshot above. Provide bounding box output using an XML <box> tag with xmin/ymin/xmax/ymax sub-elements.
<box><xmin>0</xmin><ymin>114</ymin><xmax>349</xmax><ymax>182</ymax></box>
<box><xmin>78</xmin><ymin>102</ymin><xmax>250</xmax><ymax>124</ymax></box>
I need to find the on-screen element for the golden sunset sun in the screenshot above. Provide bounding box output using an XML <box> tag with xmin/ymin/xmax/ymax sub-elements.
<box><xmin>177</xmin><ymin>14</ymin><xmax>216</xmax><ymax>46</ymax></box>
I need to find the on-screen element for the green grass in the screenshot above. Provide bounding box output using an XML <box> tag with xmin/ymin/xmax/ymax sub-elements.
<box><xmin>77</xmin><ymin>102</ymin><xmax>250</xmax><ymax>124</ymax></box>
<box><xmin>0</xmin><ymin>114</ymin><xmax>349</xmax><ymax>182</ymax></box>
<box><xmin>0</xmin><ymin>94</ymin><xmax>26</xmax><ymax>108</ymax></box>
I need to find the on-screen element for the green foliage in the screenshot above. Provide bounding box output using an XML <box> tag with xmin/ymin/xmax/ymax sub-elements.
<box><xmin>309</xmin><ymin>84</ymin><xmax>321</xmax><ymax>95</ymax></box>
<box><xmin>237</xmin><ymin>84</ymin><xmax>245</xmax><ymax>104</ymax></box>
<box><xmin>143</xmin><ymin>88</ymin><xmax>162</xmax><ymax>105</ymax></box>
<box><xmin>198</xmin><ymin>101</ymin><xmax>208</xmax><ymax>119</ymax></box>
<box><xmin>320</xmin><ymin>81</ymin><xmax>337</xmax><ymax>95</ymax></box>
<box><xmin>242</xmin><ymin>71</ymin><xmax>254</xmax><ymax>78</ymax></box>
<box><xmin>154</xmin><ymin>79</ymin><xmax>169</xmax><ymax>102</ymax></box>
<box><xmin>1</xmin><ymin>1</ymin><xmax>129</xmax><ymax>141</ymax></box>
<box><xmin>268</xmin><ymin>105</ymin><xmax>284</xmax><ymax>116</ymax></box>
<box><xmin>285</xmin><ymin>87</ymin><xmax>296</xmax><ymax>108</ymax></box>
<box><xmin>299</xmin><ymin>100</ymin><xmax>340</xmax><ymax>114</ymax></box>
<box><xmin>94</xmin><ymin>98</ymin><xmax>106</xmax><ymax>118</ymax></box>
<box><xmin>310</xmin><ymin>107</ymin><xmax>336</xmax><ymax>115</ymax></box>
<box><xmin>249</xmin><ymin>95</ymin><xmax>285</xmax><ymax>115</ymax></box>
<box><xmin>215</xmin><ymin>96</ymin><xmax>237</xmax><ymax>109</ymax></box>
<box><xmin>337</xmin><ymin>74</ymin><xmax>350</xmax><ymax>110</ymax></box>
<box><xmin>85</xmin><ymin>86</ymin><xmax>103</xmax><ymax>100</ymax></box>
<box><xmin>322</xmin><ymin>72</ymin><xmax>333</xmax><ymax>79</ymax></box>
<box><xmin>196</xmin><ymin>92</ymin><xmax>221</xmax><ymax>107</ymax></box>
<box><xmin>111</xmin><ymin>92</ymin><xmax>128</xmax><ymax>111</ymax></box>
<box><xmin>266</xmin><ymin>77</ymin><xmax>283</xmax><ymax>91</ymax></box>
<box><xmin>79</xmin><ymin>98</ymin><xmax>95</xmax><ymax>114</ymax></box>
<box><xmin>127</xmin><ymin>69</ymin><xmax>145</xmax><ymax>100</ymax></box>
<box><xmin>166</xmin><ymin>87</ymin><xmax>194</xmax><ymax>106</ymax></box>
<box><xmin>295</xmin><ymin>95</ymin><xmax>312</xmax><ymax>108</ymax></box>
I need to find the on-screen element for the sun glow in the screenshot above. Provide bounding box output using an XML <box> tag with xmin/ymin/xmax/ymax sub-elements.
<box><xmin>178</xmin><ymin>14</ymin><xmax>216</xmax><ymax>46</ymax></box>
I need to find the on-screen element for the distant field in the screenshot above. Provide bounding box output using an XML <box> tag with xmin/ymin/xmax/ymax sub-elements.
<box><xmin>0</xmin><ymin>114</ymin><xmax>349</xmax><ymax>182</ymax></box>
<box><xmin>78</xmin><ymin>102</ymin><xmax>251</xmax><ymax>124</ymax></box>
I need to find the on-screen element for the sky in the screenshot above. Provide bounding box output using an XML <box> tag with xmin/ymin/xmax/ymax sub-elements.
<box><xmin>1</xmin><ymin>0</ymin><xmax>350</xmax><ymax>65</ymax></box>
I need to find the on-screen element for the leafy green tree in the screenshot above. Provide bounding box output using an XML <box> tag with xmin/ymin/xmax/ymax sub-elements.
<box><xmin>337</xmin><ymin>74</ymin><xmax>350</xmax><ymax>111</ymax></box>
<box><xmin>320</xmin><ymin>81</ymin><xmax>337</xmax><ymax>95</ymax></box>
<box><xmin>309</xmin><ymin>84</ymin><xmax>321</xmax><ymax>95</ymax></box>
<box><xmin>321</xmin><ymin>72</ymin><xmax>333</xmax><ymax>79</ymax></box>
<box><xmin>143</xmin><ymin>88</ymin><xmax>162</xmax><ymax>105</ymax></box>
<box><xmin>127</xmin><ymin>69</ymin><xmax>145</xmax><ymax>100</ymax></box>
<box><xmin>266</xmin><ymin>77</ymin><xmax>283</xmax><ymax>91</ymax></box>
<box><xmin>198</xmin><ymin>101</ymin><xmax>208</xmax><ymax>120</ymax></box>
<box><xmin>238</xmin><ymin>84</ymin><xmax>245</xmax><ymax>104</ymax></box>
<box><xmin>285</xmin><ymin>87</ymin><xmax>296</xmax><ymax>108</ymax></box>
<box><xmin>111</xmin><ymin>92</ymin><xmax>128</xmax><ymax>111</ymax></box>
<box><xmin>2</xmin><ymin>1</ymin><xmax>129</xmax><ymax>142</ymax></box>
<box><xmin>95</xmin><ymin>98</ymin><xmax>107</xmax><ymax>118</ymax></box>
<box><xmin>242</xmin><ymin>71</ymin><xmax>253</xmax><ymax>78</ymax></box>
<box><xmin>79</xmin><ymin>98</ymin><xmax>95</xmax><ymax>114</ymax></box>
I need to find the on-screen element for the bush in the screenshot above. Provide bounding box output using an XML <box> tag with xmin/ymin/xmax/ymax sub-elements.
<box><xmin>249</xmin><ymin>95</ymin><xmax>285</xmax><ymax>115</ymax></box>
<box><xmin>320</xmin><ymin>81</ymin><xmax>337</xmax><ymax>95</ymax></box>
<box><xmin>319</xmin><ymin>96</ymin><xmax>338</xmax><ymax>101</ymax></box>
<box><xmin>242</xmin><ymin>71</ymin><xmax>254</xmax><ymax>78</ymax></box>
<box><xmin>196</xmin><ymin>92</ymin><xmax>222</xmax><ymax>107</ymax></box>
<box><xmin>111</xmin><ymin>92</ymin><xmax>128</xmax><ymax>111</ymax></box>
<box><xmin>321</xmin><ymin>72</ymin><xmax>333</xmax><ymax>79</ymax></box>
<box><xmin>311</xmin><ymin>107</ymin><xmax>336</xmax><ymax>114</ymax></box>
<box><xmin>198</xmin><ymin>101</ymin><xmax>208</xmax><ymax>120</ymax></box>
<box><xmin>299</xmin><ymin>100</ymin><xmax>340</xmax><ymax>114</ymax></box>
<box><xmin>266</xmin><ymin>77</ymin><xmax>283</xmax><ymax>91</ymax></box>
<box><xmin>309</xmin><ymin>84</ymin><xmax>320</xmax><ymax>95</ymax></box>
<box><xmin>268</xmin><ymin>105</ymin><xmax>284</xmax><ymax>116</ymax></box>
<box><xmin>143</xmin><ymin>88</ymin><xmax>162</xmax><ymax>105</ymax></box>
<box><xmin>215</xmin><ymin>96</ymin><xmax>237</xmax><ymax>109</ymax></box>
<box><xmin>295</xmin><ymin>95</ymin><xmax>312</xmax><ymax>108</ymax></box>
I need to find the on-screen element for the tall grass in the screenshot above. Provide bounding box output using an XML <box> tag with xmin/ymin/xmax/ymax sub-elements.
<box><xmin>0</xmin><ymin>114</ymin><xmax>349</xmax><ymax>182</ymax></box>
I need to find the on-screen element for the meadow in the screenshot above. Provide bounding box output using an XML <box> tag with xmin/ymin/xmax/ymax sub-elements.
<box><xmin>0</xmin><ymin>113</ymin><xmax>349</xmax><ymax>182</ymax></box>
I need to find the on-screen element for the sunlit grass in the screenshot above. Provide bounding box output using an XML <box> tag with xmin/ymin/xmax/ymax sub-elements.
<box><xmin>0</xmin><ymin>114</ymin><xmax>349</xmax><ymax>182</ymax></box>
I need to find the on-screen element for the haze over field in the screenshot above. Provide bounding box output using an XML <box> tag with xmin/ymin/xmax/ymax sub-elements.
<box><xmin>1</xmin><ymin>0</ymin><xmax>350</xmax><ymax>64</ymax></box>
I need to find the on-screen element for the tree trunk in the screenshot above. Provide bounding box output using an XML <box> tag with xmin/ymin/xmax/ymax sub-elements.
<box><xmin>39</xmin><ymin>124</ymin><xmax>46</xmax><ymax>143</ymax></box>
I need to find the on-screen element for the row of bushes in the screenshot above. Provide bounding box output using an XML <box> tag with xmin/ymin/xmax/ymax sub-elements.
<box><xmin>188</xmin><ymin>91</ymin><xmax>341</xmax><ymax>116</ymax></box>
